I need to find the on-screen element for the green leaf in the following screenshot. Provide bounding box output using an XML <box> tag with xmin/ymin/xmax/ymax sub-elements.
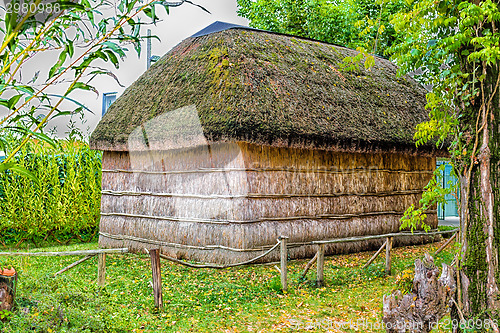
<box><xmin>67</xmin><ymin>40</ymin><xmax>74</xmax><ymax>57</ymax></box>
<box><xmin>103</xmin><ymin>41</ymin><xmax>126</xmax><ymax>58</ymax></box>
<box><xmin>104</xmin><ymin>50</ymin><xmax>119</xmax><ymax>68</ymax></box>
<box><xmin>15</xmin><ymin>85</ymin><xmax>35</xmax><ymax>95</ymax></box>
<box><xmin>144</xmin><ymin>7</ymin><xmax>153</xmax><ymax>18</ymax></box>
<box><xmin>127</xmin><ymin>0</ymin><xmax>135</xmax><ymax>13</ymax></box>
<box><xmin>94</xmin><ymin>50</ymin><xmax>108</xmax><ymax>61</ymax></box>
<box><xmin>50</xmin><ymin>110</ymin><xmax>74</xmax><ymax>119</ymax></box>
<box><xmin>144</xmin><ymin>5</ymin><xmax>159</xmax><ymax>21</ymax></box>
<box><xmin>45</xmin><ymin>94</ymin><xmax>93</xmax><ymax>113</ymax></box>
<box><xmin>57</xmin><ymin>0</ymin><xmax>85</xmax><ymax>10</ymax></box>
<box><xmin>364</xmin><ymin>55</ymin><xmax>375</xmax><ymax>69</ymax></box>
<box><xmin>0</xmin><ymin>136</ymin><xmax>12</xmax><ymax>153</ymax></box>
<box><xmin>7</xmin><ymin>94</ymin><xmax>22</xmax><ymax>110</ymax></box>
<box><xmin>133</xmin><ymin>40</ymin><xmax>141</xmax><ymax>57</ymax></box>
<box><xmin>80</xmin><ymin>0</ymin><xmax>94</xmax><ymax>23</ymax></box>
<box><xmin>427</xmin><ymin>39</ymin><xmax>438</xmax><ymax>47</ymax></box>
<box><xmin>132</xmin><ymin>22</ymin><xmax>140</xmax><ymax>38</ymax></box>
<box><xmin>0</xmin><ymin>162</ymin><xmax>39</xmax><ymax>185</ymax></box>
<box><xmin>65</xmin><ymin>82</ymin><xmax>97</xmax><ymax>96</ymax></box>
<box><xmin>48</xmin><ymin>51</ymin><xmax>67</xmax><ymax>79</ymax></box>
<box><xmin>410</xmin><ymin>48</ymin><xmax>420</xmax><ymax>56</ymax></box>
<box><xmin>7</xmin><ymin>126</ymin><xmax>57</xmax><ymax>148</ymax></box>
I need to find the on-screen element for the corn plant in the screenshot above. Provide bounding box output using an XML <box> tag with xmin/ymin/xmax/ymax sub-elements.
<box><xmin>0</xmin><ymin>139</ymin><xmax>102</xmax><ymax>246</ymax></box>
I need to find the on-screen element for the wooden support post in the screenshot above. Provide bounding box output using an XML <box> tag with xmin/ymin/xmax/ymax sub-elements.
<box><xmin>55</xmin><ymin>254</ymin><xmax>96</xmax><ymax>277</ymax></box>
<box><xmin>435</xmin><ymin>232</ymin><xmax>457</xmax><ymax>256</ymax></box>
<box><xmin>385</xmin><ymin>237</ymin><xmax>393</xmax><ymax>276</ymax></box>
<box><xmin>97</xmin><ymin>253</ymin><xmax>106</xmax><ymax>286</ymax></box>
<box><xmin>150</xmin><ymin>249</ymin><xmax>163</xmax><ymax>309</ymax></box>
<box><xmin>300</xmin><ymin>252</ymin><xmax>318</xmax><ymax>280</ymax></box>
<box><xmin>363</xmin><ymin>239</ymin><xmax>388</xmax><ymax>269</ymax></box>
<box><xmin>0</xmin><ymin>248</ymin><xmax>128</xmax><ymax>257</ymax></box>
<box><xmin>279</xmin><ymin>236</ymin><xmax>288</xmax><ymax>292</ymax></box>
<box><xmin>316</xmin><ymin>244</ymin><xmax>325</xmax><ymax>287</ymax></box>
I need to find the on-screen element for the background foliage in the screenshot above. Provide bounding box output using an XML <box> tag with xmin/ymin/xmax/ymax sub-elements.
<box><xmin>237</xmin><ymin>0</ymin><xmax>408</xmax><ymax>56</ymax></box>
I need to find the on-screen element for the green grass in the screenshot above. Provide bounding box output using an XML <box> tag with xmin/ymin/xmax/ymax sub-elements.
<box><xmin>0</xmin><ymin>241</ymin><xmax>456</xmax><ymax>332</ymax></box>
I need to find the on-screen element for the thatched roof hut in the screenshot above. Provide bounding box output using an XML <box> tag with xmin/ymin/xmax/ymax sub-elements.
<box><xmin>90</xmin><ymin>22</ymin><xmax>445</xmax><ymax>264</ymax></box>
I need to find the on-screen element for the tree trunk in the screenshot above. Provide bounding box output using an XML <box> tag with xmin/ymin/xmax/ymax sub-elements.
<box><xmin>455</xmin><ymin>23</ymin><xmax>500</xmax><ymax>330</ymax></box>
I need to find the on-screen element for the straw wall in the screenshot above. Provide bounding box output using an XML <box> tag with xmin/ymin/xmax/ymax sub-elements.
<box><xmin>98</xmin><ymin>142</ymin><xmax>437</xmax><ymax>264</ymax></box>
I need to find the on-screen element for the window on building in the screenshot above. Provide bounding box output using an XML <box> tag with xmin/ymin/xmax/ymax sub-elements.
<box><xmin>436</xmin><ymin>160</ymin><xmax>459</xmax><ymax>220</ymax></box>
<box><xmin>102</xmin><ymin>92</ymin><xmax>117</xmax><ymax>116</ymax></box>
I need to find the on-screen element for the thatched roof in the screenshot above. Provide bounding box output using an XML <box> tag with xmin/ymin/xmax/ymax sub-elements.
<box><xmin>90</xmin><ymin>22</ymin><xmax>441</xmax><ymax>155</ymax></box>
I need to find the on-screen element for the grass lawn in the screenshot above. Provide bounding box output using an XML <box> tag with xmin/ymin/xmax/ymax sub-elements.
<box><xmin>0</xmin><ymin>240</ymin><xmax>456</xmax><ymax>332</ymax></box>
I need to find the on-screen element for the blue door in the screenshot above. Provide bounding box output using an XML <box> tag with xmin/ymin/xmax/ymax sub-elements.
<box><xmin>436</xmin><ymin>160</ymin><xmax>459</xmax><ymax>219</ymax></box>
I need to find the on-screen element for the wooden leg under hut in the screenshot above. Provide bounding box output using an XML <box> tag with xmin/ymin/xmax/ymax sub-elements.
<box><xmin>385</xmin><ymin>237</ymin><xmax>393</xmax><ymax>276</ymax></box>
<box><xmin>150</xmin><ymin>249</ymin><xmax>163</xmax><ymax>309</ymax></box>
<box><xmin>279</xmin><ymin>236</ymin><xmax>288</xmax><ymax>292</ymax></box>
<box><xmin>98</xmin><ymin>253</ymin><xmax>106</xmax><ymax>287</ymax></box>
<box><xmin>316</xmin><ymin>244</ymin><xmax>325</xmax><ymax>287</ymax></box>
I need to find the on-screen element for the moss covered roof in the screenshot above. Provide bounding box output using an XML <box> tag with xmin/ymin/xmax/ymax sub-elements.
<box><xmin>90</xmin><ymin>27</ymin><xmax>441</xmax><ymax>154</ymax></box>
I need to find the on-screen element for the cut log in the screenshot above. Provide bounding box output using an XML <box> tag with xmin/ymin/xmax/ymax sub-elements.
<box><xmin>383</xmin><ymin>253</ymin><xmax>456</xmax><ymax>333</ymax></box>
<box><xmin>0</xmin><ymin>270</ymin><xmax>16</xmax><ymax>315</ymax></box>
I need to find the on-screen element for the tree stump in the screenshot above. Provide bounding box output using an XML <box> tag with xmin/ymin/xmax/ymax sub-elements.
<box><xmin>0</xmin><ymin>267</ymin><xmax>17</xmax><ymax>316</ymax></box>
<box><xmin>383</xmin><ymin>254</ymin><xmax>456</xmax><ymax>333</ymax></box>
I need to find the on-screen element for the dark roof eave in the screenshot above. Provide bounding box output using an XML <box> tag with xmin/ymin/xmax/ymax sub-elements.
<box><xmin>90</xmin><ymin>137</ymin><xmax>448</xmax><ymax>157</ymax></box>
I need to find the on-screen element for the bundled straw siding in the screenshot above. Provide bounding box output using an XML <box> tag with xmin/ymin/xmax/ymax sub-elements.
<box><xmin>98</xmin><ymin>142</ymin><xmax>437</xmax><ymax>264</ymax></box>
